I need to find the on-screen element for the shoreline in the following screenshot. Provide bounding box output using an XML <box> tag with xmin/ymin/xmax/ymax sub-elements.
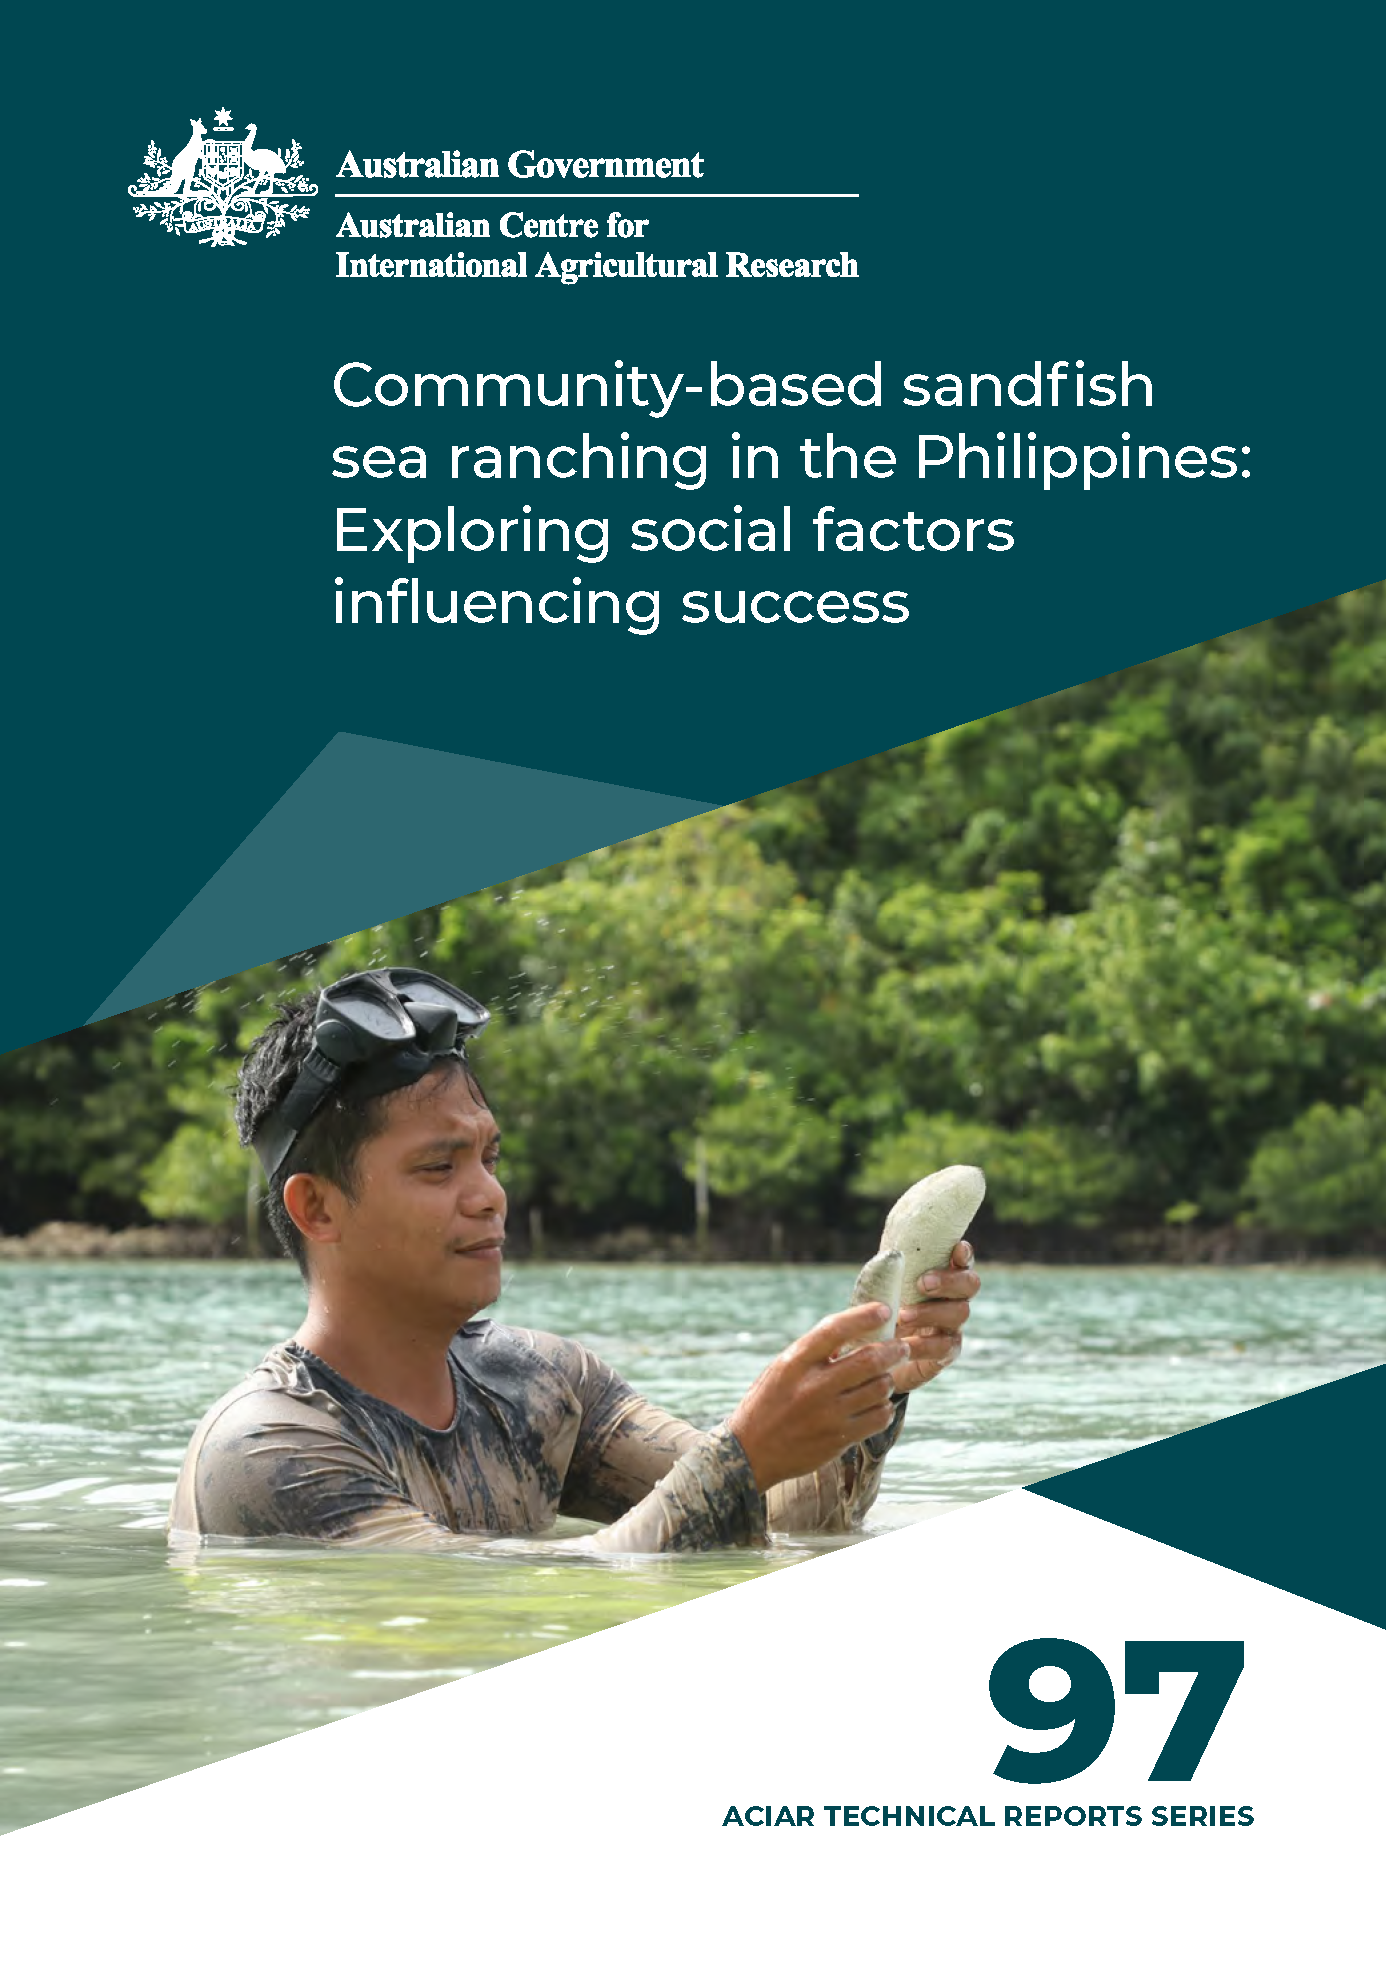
<box><xmin>1</xmin><ymin>1219</ymin><xmax>1382</xmax><ymax>1267</ymax></box>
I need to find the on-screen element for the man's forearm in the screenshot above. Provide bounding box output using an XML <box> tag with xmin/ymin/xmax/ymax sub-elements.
<box><xmin>765</xmin><ymin>1394</ymin><xmax>908</xmax><ymax>1535</ymax></box>
<box><xmin>584</xmin><ymin>1423</ymin><xmax>768</xmax><ymax>1553</ymax></box>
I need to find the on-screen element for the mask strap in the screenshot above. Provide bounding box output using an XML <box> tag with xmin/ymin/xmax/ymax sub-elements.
<box><xmin>252</xmin><ymin>1050</ymin><xmax>342</xmax><ymax>1179</ymax></box>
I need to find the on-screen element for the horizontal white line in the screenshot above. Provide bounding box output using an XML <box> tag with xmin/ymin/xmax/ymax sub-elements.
<box><xmin>331</xmin><ymin>191</ymin><xmax>860</xmax><ymax>199</ymax></box>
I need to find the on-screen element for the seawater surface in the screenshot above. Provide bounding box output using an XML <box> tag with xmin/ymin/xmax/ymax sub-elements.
<box><xmin>0</xmin><ymin>1259</ymin><xmax>1380</xmax><ymax>1833</ymax></box>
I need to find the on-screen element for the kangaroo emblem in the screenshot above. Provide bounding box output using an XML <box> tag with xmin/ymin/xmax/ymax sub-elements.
<box><xmin>162</xmin><ymin>118</ymin><xmax>207</xmax><ymax>200</ymax></box>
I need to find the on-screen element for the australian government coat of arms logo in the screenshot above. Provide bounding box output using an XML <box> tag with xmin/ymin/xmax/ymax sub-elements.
<box><xmin>128</xmin><ymin>107</ymin><xmax>317</xmax><ymax>246</ymax></box>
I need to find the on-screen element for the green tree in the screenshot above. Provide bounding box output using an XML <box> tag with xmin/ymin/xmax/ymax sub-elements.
<box><xmin>1243</xmin><ymin>1091</ymin><xmax>1386</xmax><ymax>1236</ymax></box>
<box><xmin>3</xmin><ymin>584</ymin><xmax>1382</xmax><ymax>1255</ymax></box>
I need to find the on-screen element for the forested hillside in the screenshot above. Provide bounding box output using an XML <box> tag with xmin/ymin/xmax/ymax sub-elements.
<box><xmin>3</xmin><ymin>584</ymin><xmax>1382</xmax><ymax>1256</ymax></box>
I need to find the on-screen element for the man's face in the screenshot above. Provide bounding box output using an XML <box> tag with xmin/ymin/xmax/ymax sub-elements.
<box><xmin>328</xmin><ymin>1065</ymin><xmax>507</xmax><ymax>1321</ymax></box>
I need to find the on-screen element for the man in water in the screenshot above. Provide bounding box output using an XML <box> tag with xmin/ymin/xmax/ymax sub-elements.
<box><xmin>170</xmin><ymin>968</ymin><xmax>978</xmax><ymax>1553</ymax></box>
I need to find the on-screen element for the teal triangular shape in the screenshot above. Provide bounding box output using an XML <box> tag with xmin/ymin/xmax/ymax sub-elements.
<box><xmin>1029</xmin><ymin>1364</ymin><xmax>1385</xmax><ymax>1628</ymax></box>
<box><xmin>85</xmin><ymin>734</ymin><xmax>710</xmax><ymax>1026</ymax></box>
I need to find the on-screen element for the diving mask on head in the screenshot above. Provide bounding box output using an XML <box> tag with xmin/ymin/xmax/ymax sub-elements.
<box><xmin>252</xmin><ymin>968</ymin><xmax>490</xmax><ymax>1179</ymax></box>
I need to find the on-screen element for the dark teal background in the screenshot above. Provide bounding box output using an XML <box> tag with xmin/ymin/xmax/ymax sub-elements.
<box><xmin>7</xmin><ymin>1</ymin><xmax>1383</xmax><ymax>1052</ymax></box>
<box><xmin>1033</xmin><ymin>1365</ymin><xmax>1385</xmax><ymax>1630</ymax></box>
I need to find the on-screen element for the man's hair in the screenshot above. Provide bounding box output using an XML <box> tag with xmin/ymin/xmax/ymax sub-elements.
<box><xmin>234</xmin><ymin>992</ymin><xmax>485</xmax><ymax>1275</ymax></box>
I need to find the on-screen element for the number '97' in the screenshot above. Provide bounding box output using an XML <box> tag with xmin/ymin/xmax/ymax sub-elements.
<box><xmin>989</xmin><ymin>1640</ymin><xmax>1244</xmax><ymax>1784</ymax></box>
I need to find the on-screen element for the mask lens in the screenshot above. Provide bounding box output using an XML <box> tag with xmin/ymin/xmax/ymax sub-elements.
<box><xmin>387</xmin><ymin>968</ymin><xmax>489</xmax><ymax>1038</ymax></box>
<box><xmin>317</xmin><ymin>978</ymin><xmax>416</xmax><ymax>1051</ymax></box>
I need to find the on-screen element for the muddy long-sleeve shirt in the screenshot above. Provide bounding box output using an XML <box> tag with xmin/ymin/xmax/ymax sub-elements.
<box><xmin>168</xmin><ymin>1319</ymin><xmax>905</xmax><ymax>1554</ymax></box>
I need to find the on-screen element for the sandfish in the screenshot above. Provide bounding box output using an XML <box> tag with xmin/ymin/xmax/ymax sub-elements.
<box><xmin>845</xmin><ymin>1164</ymin><xmax>987</xmax><ymax>1348</ymax></box>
